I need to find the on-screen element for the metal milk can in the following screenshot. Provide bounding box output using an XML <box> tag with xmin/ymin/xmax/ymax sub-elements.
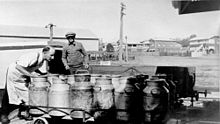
<box><xmin>48</xmin><ymin>79</ymin><xmax>70</xmax><ymax>117</ymax></box>
<box><xmin>93</xmin><ymin>77</ymin><xmax>114</xmax><ymax>120</ymax></box>
<box><xmin>70</xmin><ymin>84</ymin><xmax>93</xmax><ymax>119</ymax></box>
<box><xmin>153</xmin><ymin>74</ymin><xmax>176</xmax><ymax>111</ymax></box>
<box><xmin>29</xmin><ymin>77</ymin><xmax>49</xmax><ymax>115</ymax></box>
<box><xmin>143</xmin><ymin>78</ymin><xmax>169</xmax><ymax>124</ymax></box>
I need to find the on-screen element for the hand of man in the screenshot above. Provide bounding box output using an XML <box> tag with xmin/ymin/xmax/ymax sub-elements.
<box><xmin>31</xmin><ymin>73</ymin><xmax>40</xmax><ymax>78</ymax></box>
<box><xmin>84</xmin><ymin>63</ymin><xmax>89</xmax><ymax>69</ymax></box>
<box><xmin>65</xmin><ymin>65</ymin><xmax>70</xmax><ymax>70</ymax></box>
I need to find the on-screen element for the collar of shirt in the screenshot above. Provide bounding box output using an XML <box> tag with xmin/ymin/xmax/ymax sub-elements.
<box><xmin>69</xmin><ymin>43</ymin><xmax>76</xmax><ymax>46</ymax></box>
<box><xmin>69</xmin><ymin>41</ymin><xmax>76</xmax><ymax>45</ymax></box>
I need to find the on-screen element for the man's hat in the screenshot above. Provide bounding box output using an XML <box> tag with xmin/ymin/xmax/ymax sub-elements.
<box><xmin>65</xmin><ymin>32</ymin><xmax>76</xmax><ymax>38</ymax></box>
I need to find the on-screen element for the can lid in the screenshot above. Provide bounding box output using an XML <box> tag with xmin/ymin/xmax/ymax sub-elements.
<box><xmin>91</xmin><ymin>74</ymin><xmax>102</xmax><ymax>77</ymax></box>
<box><xmin>71</xmin><ymin>85</ymin><xmax>92</xmax><ymax>90</ymax></box>
<box><xmin>67</xmin><ymin>74</ymin><xmax>74</xmax><ymax>77</ymax></box>
<box><xmin>102</xmin><ymin>74</ymin><xmax>111</xmax><ymax>78</ymax></box>
<box><xmin>111</xmin><ymin>75</ymin><xmax>121</xmax><ymax>78</ymax></box>
<box><xmin>50</xmin><ymin>83</ymin><xmax>70</xmax><ymax>91</ymax></box>
<box><xmin>47</xmin><ymin>74</ymin><xmax>59</xmax><ymax>77</ymax></box>
<box><xmin>67</xmin><ymin>75</ymin><xmax>75</xmax><ymax>80</ymax></box>
<box><xmin>74</xmin><ymin>74</ymin><xmax>91</xmax><ymax>76</ymax></box>
<box><xmin>96</xmin><ymin>76</ymin><xmax>111</xmax><ymax>80</ymax></box>
<box><xmin>95</xmin><ymin>77</ymin><xmax>112</xmax><ymax>86</ymax></box>
<box><xmin>94</xmin><ymin>85</ymin><xmax>114</xmax><ymax>91</ymax></box>
<box><xmin>119</xmin><ymin>76</ymin><xmax>135</xmax><ymax>84</ymax></box>
<box><xmin>32</xmin><ymin>77</ymin><xmax>47</xmax><ymax>82</ymax></box>
<box><xmin>53</xmin><ymin>78</ymin><xmax>65</xmax><ymax>84</ymax></box>
<box><xmin>146</xmin><ymin>78</ymin><xmax>166</xmax><ymax>86</ymax></box>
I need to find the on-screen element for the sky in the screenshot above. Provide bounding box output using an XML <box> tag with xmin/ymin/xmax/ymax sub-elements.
<box><xmin>0</xmin><ymin>0</ymin><xmax>220</xmax><ymax>43</ymax></box>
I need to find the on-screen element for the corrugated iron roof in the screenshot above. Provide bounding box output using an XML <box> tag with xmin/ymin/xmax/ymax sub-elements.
<box><xmin>156</xmin><ymin>42</ymin><xmax>182</xmax><ymax>48</ymax></box>
<box><xmin>149</xmin><ymin>40</ymin><xmax>182</xmax><ymax>48</ymax></box>
<box><xmin>0</xmin><ymin>25</ymin><xmax>98</xmax><ymax>39</ymax></box>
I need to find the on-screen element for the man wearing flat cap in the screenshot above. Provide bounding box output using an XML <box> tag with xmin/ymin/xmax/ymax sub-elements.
<box><xmin>62</xmin><ymin>32</ymin><xmax>89</xmax><ymax>74</ymax></box>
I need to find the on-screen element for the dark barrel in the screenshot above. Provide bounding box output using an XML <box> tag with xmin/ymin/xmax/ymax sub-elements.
<box><xmin>143</xmin><ymin>78</ymin><xmax>169</xmax><ymax>124</ymax></box>
<box><xmin>152</xmin><ymin>74</ymin><xmax>176</xmax><ymax>111</ymax></box>
<box><xmin>156</xmin><ymin>66</ymin><xmax>195</xmax><ymax>99</ymax></box>
<box><xmin>114</xmin><ymin>76</ymin><xmax>141</xmax><ymax>123</ymax></box>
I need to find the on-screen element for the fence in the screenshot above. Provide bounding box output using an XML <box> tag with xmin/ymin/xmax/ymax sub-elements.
<box><xmin>87</xmin><ymin>50</ymin><xmax>191</xmax><ymax>64</ymax></box>
<box><xmin>88</xmin><ymin>51</ymin><xmax>119</xmax><ymax>62</ymax></box>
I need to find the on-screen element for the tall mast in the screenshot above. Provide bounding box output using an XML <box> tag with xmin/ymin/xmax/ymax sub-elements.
<box><xmin>119</xmin><ymin>2</ymin><xmax>126</xmax><ymax>62</ymax></box>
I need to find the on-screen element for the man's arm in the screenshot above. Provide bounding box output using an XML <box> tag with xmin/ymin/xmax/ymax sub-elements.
<box><xmin>80</xmin><ymin>43</ymin><xmax>89</xmax><ymax>68</ymax></box>
<box><xmin>15</xmin><ymin>64</ymin><xmax>38</xmax><ymax>78</ymax></box>
<box><xmin>61</xmin><ymin>45</ymin><xmax>69</xmax><ymax>70</ymax></box>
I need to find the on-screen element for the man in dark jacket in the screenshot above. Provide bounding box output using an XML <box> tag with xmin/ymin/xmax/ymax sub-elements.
<box><xmin>62</xmin><ymin>32</ymin><xmax>89</xmax><ymax>74</ymax></box>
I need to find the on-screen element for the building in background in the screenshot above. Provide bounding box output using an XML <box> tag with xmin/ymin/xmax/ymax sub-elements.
<box><xmin>145</xmin><ymin>38</ymin><xmax>182</xmax><ymax>52</ymax></box>
<box><xmin>189</xmin><ymin>36</ymin><xmax>219</xmax><ymax>54</ymax></box>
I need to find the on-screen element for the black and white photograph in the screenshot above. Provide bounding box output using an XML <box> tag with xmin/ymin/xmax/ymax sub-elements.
<box><xmin>0</xmin><ymin>0</ymin><xmax>219</xmax><ymax>124</ymax></box>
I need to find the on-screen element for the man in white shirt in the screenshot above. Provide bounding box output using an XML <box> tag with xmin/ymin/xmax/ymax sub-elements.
<box><xmin>1</xmin><ymin>46</ymin><xmax>55</xmax><ymax>124</ymax></box>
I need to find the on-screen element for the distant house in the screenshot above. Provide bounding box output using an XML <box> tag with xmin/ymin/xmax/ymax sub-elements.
<box><xmin>146</xmin><ymin>39</ymin><xmax>182</xmax><ymax>52</ymax></box>
<box><xmin>127</xmin><ymin>42</ymin><xmax>150</xmax><ymax>52</ymax></box>
<box><xmin>189</xmin><ymin>37</ymin><xmax>217</xmax><ymax>54</ymax></box>
<box><xmin>114</xmin><ymin>39</ymin><xmax>182</xmax><ymax>53</ymax></box>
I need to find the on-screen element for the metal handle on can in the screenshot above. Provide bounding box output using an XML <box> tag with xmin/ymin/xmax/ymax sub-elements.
<box><xmin>134</xmin><ymin>83</ymin><xmax>141</xmax><ymax>90</ymax></box>
<box><xmin>75</xmin><ymin>69</ymin><xmax>89</xmax><ymax>74</ymax></box>
<box><xmin>124</xmin><ymin>88</ymin><xmax>135</xmax><ymax>94</ymax></box>
<box><xmin>151</xmin><ymin>88</ymin><xmax>161</xmax><ymax>96</ymax></box>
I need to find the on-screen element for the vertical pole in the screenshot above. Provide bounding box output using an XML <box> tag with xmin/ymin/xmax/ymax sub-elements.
<box><xmin>45</xmin><ymin>23</ymin><xmax>56</xmax><ymax>42</ymax></box>
<box><xmin>45</xmin><ymin>23</ymin><xmax>56</xmax><ymax>73</ymax></box>
<box><xmin>119</xmin><ymin>3</ymin><xmax>126</xmax><ymax>63</ymax></box>
<box><xmin>214</xmin><ymin>36</ymin><xmax>219</xmax><ymax>55</ymax></box>
<box><xmin>125</xmin><ymin>36</ymin><xmax>128</xmax><ymax>62</ymax></box>
<box><xmin>49</xmin><ymin>24</ymin><xmax>53</xmax><ymax>42</ymax></box>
